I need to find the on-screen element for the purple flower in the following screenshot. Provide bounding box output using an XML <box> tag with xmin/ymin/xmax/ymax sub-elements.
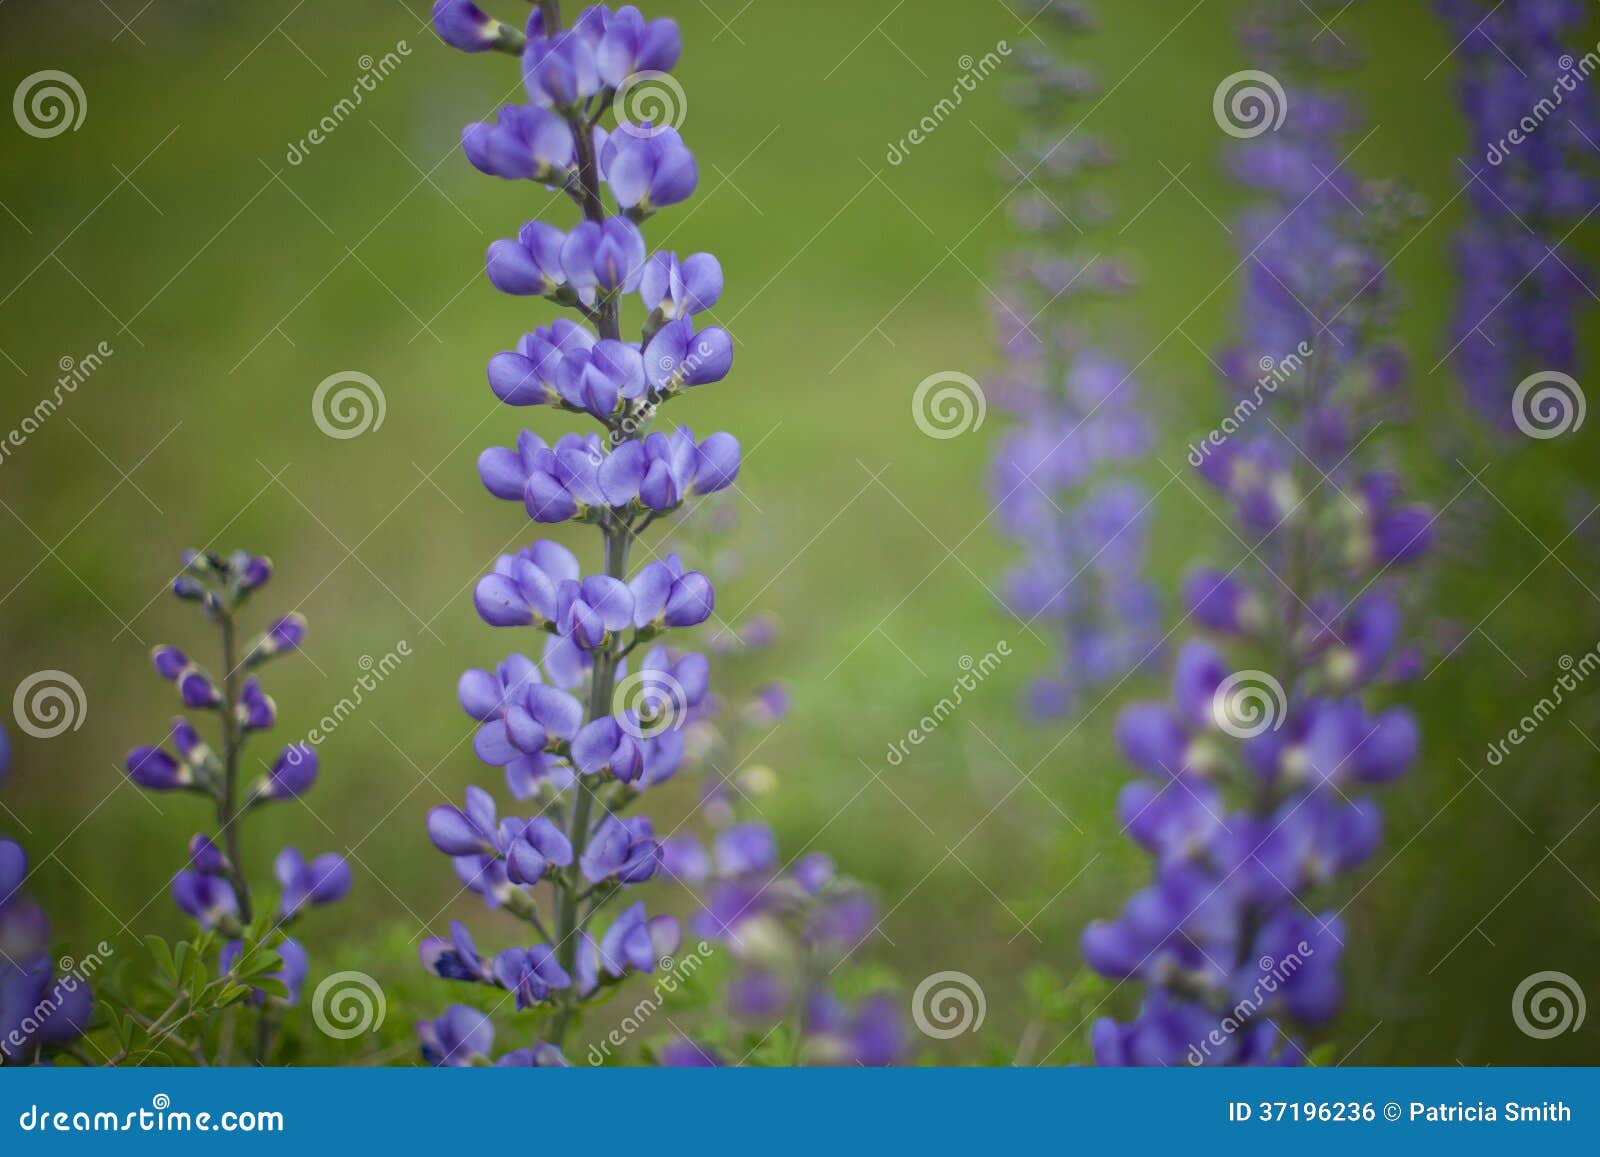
<box><xmin>502</xmin><ymin>815</ymin><xmax>574</xmax><ymax>883</ymax></box>
<box><xmin>473</xmin><ymin>540</ymin><xmax>580</xmax><ymax>627</ymax></box>
<box><xmin>420</xmin><ymin>919</ymin><xmax>496</xmax><ymax>984</ymax></box>
<box><xmin>172</xmin><ymin>870</ymin><xmax>239</xmax><ymax>929</ymax></box>
<box><xmin>561</xmin><ymin>217</ymin><xmax>648</xmax><ymax>295</ymax></box>
<box><xmin>417</xmin><ymin>1004</ymin><xmax>495</xmax><ymax>1066</ymax></box>
<box><xmin>639</xmin><ymin>251</ymin><xmax>722</xmax><ymax>320</ymax></box>
<box><xmin>642</xmin><ymin>316</ymin><xmax>733</xmax><ymax>393</ymax></box>
<box><xmin>486</xmin><ymin>321</ymin><xmax>595</xmax><ymax>406</ymax></box>
<box><xmin>471</xmin><ymin>680</ymin><xmax>585</xmax><ymax>797</ymax></box>
<box><xmin>428</xmin><ymin>785</ymin><xmax>504</xmax><ymax>857</ymax></box>
<box><xmin>275</xmin><ymin>847</ymin><xmax>351</xmax><ymax>921</ymax></box>
<box><xmin>463</xmin><ymin>104</ymin><xmax>576</xmax><ymax>182</ymax></box>
<box><xmin>628</xmin><ymin>555</ymin><xmax>714</xmax><ymax>630</ymax></box>
<box><xmin>186</xmin><ymin>833</ymin><xmax>228</xmax><ymax>875</ymax></box>
<box><xmin>598</xmin><ymin>427</ymin><xmax>740</xmax><ymax>510</ymax></box>
<box><xmin>1084</xmin><ymin>15</ymin><xmax>1432</xmax><ymax>1066</ymax></box>
<box><xmin>255</xmin><ymin>744</ymin><xmax>318</xmax><ymax>801</ymax></box>
<box><xmin>524</xmin><ymin>29</ymin><xmax>602</xmax><ymax>109</ymax></box>
<box><xmin>235</xmin><ymin>677</ymin><xmax>275</xmax><ymax>731</ymax></box>
<box><xmin>596</xmin><ymin>7</ymin><xmax>682</xmax><ymax>85</ymax></box>
<box><xmin>493</xmin><ymin>943</ymin><xmax>572</xmax><ymax>1007</ymax></box>
<box><xmin>604</xmin><ymin>124</ymin><xmax>698</xmax><ymax>211</ymax></box>
<box><xmin>486</xmin><ymin>221</ymin><xmax>569</xmax><ymax>297</ymax></box>
<box><xmin>552</xmin><ymin>339</ymin><xmax>646</xmax><ymax>418</ymax></box>
<box><xmin>596</xmin><ymin>901</ymin><xmax>678</xmax><ymax>977</ymax></box>
<box><xmin>428</xmin><ymin>0</ymin><xmax>759</xmax><ymax>1062</ymax></box>
<box><xmin>125</xmin><ymin>743</ymin><xmax>195</xmax><ymax>791</ymax></box>
<box><xmin>432</xmin><ymin>0</ymin><xmax>508</xmax><ymax>53</ymax></box>
<box><xmin>580</xmin><ymin>815</ymin><xmax>661</xmax><ymax>883</ymax></box>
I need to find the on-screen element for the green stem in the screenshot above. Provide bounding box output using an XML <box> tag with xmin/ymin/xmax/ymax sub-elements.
<box><xmin>549</xmin><ymin>524</ymin><xmax>632</xmax><ymax>1048</ymax></box>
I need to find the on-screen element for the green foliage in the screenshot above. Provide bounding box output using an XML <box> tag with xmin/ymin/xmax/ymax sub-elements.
<box><xmin>83</xmin><ymin>923</ymin><xmax>284</xmax><ymax>1066</ymax></box>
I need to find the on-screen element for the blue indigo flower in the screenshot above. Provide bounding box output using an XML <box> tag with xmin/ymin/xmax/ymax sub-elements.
<box><xmin>603</xmin><ymin>125</ymin><xmax>698</xmax><ymax>211</ymax></box>
<box><xmin>274</xmin><ymin>847</ymin><xmax>352</xmax><ymax>921</ymax></box>
<box><xmin>986</xmin><ymin>6</ymin><xmax>1161</xmax><ymax>718</ymax></box>
<box><xmin>463</xmin><ymin>104</ymin><xmax>577</xmax><ymax>183</ymax></box>
<box><xmin>1437</xmin><ymin>0</ymin><xmax>1598</xmax><ymax>425</ymax></box>
<box><xmin>425</xmin><ymin>0</ymin><xmax>764</xmax><ymax>1066</ymax></box>
<box><xmin>0</xmin><ymin>729</ymin><xmax>94</xmax><ymax>1064</ymax></box>
<box><xmin>639</xmin><ymin>251</ymin><xmax>723</xmax><ymax>321</ymax></box>
<box><xmin>432</xmin><ymin>0</ymin><xmax>518</xmax><ymax>55</ymax></box>
<box><xmin>123</xmin><ymin>550</ymin><xmax>348</xmax><ymax>1063</ymax></box>
<box><xmin>1082</xmin><ymin>7</ymin><xmax>1433</xmax><ymax>1067</ymax></box>
<box><xmin>416</xmin><ymin>1004</ymin><xmax>496</xmax><ymax>1066</ymax></box>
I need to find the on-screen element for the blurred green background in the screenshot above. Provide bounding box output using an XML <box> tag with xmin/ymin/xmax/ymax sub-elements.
<box><xmin>1</xmin><ymin>0</ymin><xmax>1597</xmax><ymax>1065</ymax></box>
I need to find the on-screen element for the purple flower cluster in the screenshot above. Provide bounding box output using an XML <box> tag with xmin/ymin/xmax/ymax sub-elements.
<box><xmin>1082</xmin><ymin>15</ymin><xmax>1434</xmax><ymax>1066</ymax></box>
<box><xmin>988</xmin><ymin>1</ymin><xmax>1160</xmax><ymax>718</ymax></box>
<box><xmin>424</xmin><ymin>1</ymin><xmax>742</xmax><ymax>1065</ymax></box>
<box><xmin>1437</xmin><ymin>0</ymin><xmax>1598</xmax><ymax>424</ymax></box>
<box><xmin>0</xmin><ymin>725</ymin><xmax>92</xmax><ymax>1065</ymax></box>
<box><xmin>123</xmin><ymin>551</ymin><xmax>349</xmax><ymax>1016</ymax></box>
<box><xmin>655</xmin><ymin>811</ymin><xmax>902</xmax><ymax>1066</ymax></box>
